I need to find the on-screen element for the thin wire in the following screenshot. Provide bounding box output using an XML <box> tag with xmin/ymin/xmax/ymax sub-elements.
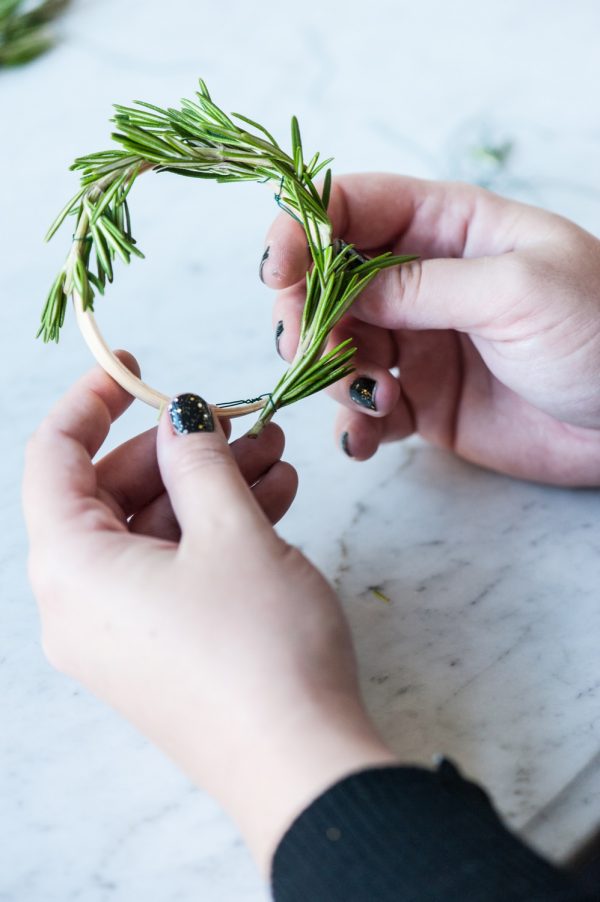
<box><xmin>274</xmin><ymin>175</ymin><xmax>302</xmax><ymax>224</ymax></box>
<box><xmin>216</xmin><ymin>392</ymin><xmax>276</xmax><ymax>413</ymax></box>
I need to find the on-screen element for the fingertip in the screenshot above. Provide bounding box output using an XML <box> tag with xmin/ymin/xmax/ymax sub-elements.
<box><xmin>272</xmin><ymin>285</ymin><xmax>304</xmax><ymax>362</ymax></box>
<box><xmin>156</xmin><ymin>394</ymin><xmax>264</xmax><ymax>539</ymax></box>
<box><xmin>158</xmin><ymin>394</ymin><xmax>228</xmax><ymax>446</ymax></box>
<box><xmin>252</xmin><ymin>420</ymin><xmax>286</xmax><ymax>457</ymax></box>
<box><xmin>351</xmin><ymin>370</ymin><xmax>401</xmax><ymax>417</ymax></box>
<box><xmin>260</xmin><ymin>215</ymin><xmax>310</xmax><ymax>288</ymax></box>
<box><xmin>336</xmin><ymin>412</ymin><xmax>383</xmax><ymax>462</ymax></box>
<box><xmin>329</xmin><ymin>365</ymin><xmax>401</xmax><ymax>418</ymax></box>
<box><xmin>272</xmin><ymin>318</ymin><xmax>298</xmax><ymax>363</ymax></box>
<box><xmin>229</xmin><ymin>421</ymin><xmax>286</xmax><ymax>482</ymax></box>
<box><xmin>274</xmin><ymin>459</ymin><xmax>298</xmax><ymax>498</ymax></box>
<box><xmin>113</xmin><ymin>348</ymin><xmax>141</xmax><ymax>379</ymax></box>
<box><xmin>252</xmin><ymin>460</ymin><xmax>298</xmax><ymax>524</ymax></box>
<box><xmin>380</xmin><ymin>397</ymin><xmax>416</xmax><ymax>444</ymax></box>
<box><xmin>42</xmin><ymin>351</ymin><xmax>145</xmax><ymax>459</ymax></box>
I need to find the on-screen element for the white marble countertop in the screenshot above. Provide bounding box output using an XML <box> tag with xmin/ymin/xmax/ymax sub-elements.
<box><xmin>1</xmin><ymin>1</ymin><xmax>599</xmax><ymax>899</ymax></box>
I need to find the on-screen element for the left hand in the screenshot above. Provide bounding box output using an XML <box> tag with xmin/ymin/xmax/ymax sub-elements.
<box><xmin>23</xmin><ymin>351</ymin><xmax>396</xmax><ymax>873</ymax></box>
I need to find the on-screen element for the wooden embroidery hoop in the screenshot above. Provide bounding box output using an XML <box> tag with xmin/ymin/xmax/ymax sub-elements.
<box><xmin>73</xmin><ymin>291</ymin><xmax>267</xmax><ymax>418</ymax></box>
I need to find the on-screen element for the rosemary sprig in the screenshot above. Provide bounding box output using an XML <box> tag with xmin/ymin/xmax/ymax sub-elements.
<box><xmin>41</xmin><ymin>80</ymin><xmax>416</xmax><ymax>434</ymax></box>
<box><xmin>0</xmin><ymin>0</ymin><xmax>69</xmax><ymax>67</ymax></box>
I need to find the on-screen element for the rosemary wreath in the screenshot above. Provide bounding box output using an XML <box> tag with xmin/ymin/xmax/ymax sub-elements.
<box><xmin>40</xmin><ymin>79</ymin><xmax>416</xmax><ymax>435</ymax></box>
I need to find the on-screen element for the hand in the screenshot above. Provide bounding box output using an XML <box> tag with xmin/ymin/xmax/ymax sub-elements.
<box><xmin>23</xmin><ymin>353</ymin><xmax>395</xmax><ymax>874</ymax></box>
<box><xmin>262</xmin><ymin>174</ymin><xmax>600</xmax><ymax>485</ymax></box>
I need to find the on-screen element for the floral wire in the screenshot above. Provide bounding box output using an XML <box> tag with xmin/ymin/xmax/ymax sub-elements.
<box><xmin>273</xmin><ymin>174</ymin><xmax>302</xmax><ymax>224</ymax></box>
<box><xmin>216</xmin><ymin>393</ymin><xmax>277</xmax><ymax>414</ymax></box>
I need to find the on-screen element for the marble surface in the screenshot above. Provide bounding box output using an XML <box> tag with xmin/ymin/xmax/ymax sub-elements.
<box><xmin>1</xmin><ymin>0</ymin><xmax>600</xmax><ymax>899</ymax></box>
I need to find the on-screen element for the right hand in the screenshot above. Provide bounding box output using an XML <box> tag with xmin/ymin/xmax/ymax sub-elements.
<box><xmin>262</xmin><ymin>175</ymin><xmax>600</xmax><ymax>485</ymax></box>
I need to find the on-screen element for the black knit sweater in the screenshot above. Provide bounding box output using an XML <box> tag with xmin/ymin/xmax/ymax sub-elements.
<box><xmin>271</xmin><ymin>761</ymin><xmax>595</xmax><ymax>901</ymax></box>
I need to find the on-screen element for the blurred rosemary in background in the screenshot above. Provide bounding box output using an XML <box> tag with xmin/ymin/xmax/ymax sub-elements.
<box><xmin>0</xmin><ymin>0</ymin><xmax>69</xmax><ymax>67</ymax></box>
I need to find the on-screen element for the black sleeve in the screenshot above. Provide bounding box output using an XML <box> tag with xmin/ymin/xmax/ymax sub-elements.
<box><xmin>271</xmin><ymin>759</ymin><xmax>594</xmax><ymax>901</ymax></box>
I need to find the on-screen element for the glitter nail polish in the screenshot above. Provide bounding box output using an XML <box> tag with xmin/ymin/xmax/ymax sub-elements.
<box><xmin>168</xmin><ymin>393</ymin><xmax>214</xmax><ymax>434</ymax></box>
<box><xmin>349</xmin><ymin>376</ymin><xmax>377</xmax><ymax>411</ymax></box>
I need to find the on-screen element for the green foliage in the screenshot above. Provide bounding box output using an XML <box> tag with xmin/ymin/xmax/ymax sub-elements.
<box><xmin>0</xmin><ymin>0</ymin><xmax>69</xmax><ymax>67</ymax></box>
<box><xmin>41</xmin><ymin>80</ymin><xmax>416</xmax><ymax>432</ymax></box>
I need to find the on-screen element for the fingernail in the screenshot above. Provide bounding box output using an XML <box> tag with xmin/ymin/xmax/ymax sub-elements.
<box><xmin>259</xmin><ymin>246</ymin><xmax>270</xmax><ymax>283</ymax></box>
<box><xmin>340</xmin><ymin>431</ymin><xmax>353</xmax><ymax>457</ymax></box>
<box><xmin>168</xmin><ymin>393</ymin><xmax>214</xmax><ymax>435</ymax></box>
<box><xmin>275</xmin><ymin>320</ymin><xmax>284</xmax><ymax>358</ymax></box>
<box><xmin>333</xmin><ymin>238</ymin><xmax>369</xmax><ymax>270</ymax></box>
<box><xmin>350</xmin><ymin>376</ymin><xmax>377</xmax><ymax>411</ymax></box>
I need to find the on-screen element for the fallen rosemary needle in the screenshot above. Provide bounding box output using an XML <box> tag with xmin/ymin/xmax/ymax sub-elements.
<box><xmin>370</xmin><ymin>586</ymin><xmax>391</xmax><ymax>604</ymax></box>
<box><xmin>40</xmin><ymin>79</ymin><xmax>417</xmax><ymax>434</ymax></box>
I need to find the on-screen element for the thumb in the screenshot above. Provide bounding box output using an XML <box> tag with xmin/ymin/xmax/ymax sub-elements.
<box><xmin>352</xmin><ymin>253</ymin><xmax>512</xmax><ymax>334</ymax></box>
<box><xmin>157</xmin><ymin>393</ymin><xmax>264</xmax><ymax>539</ymax></box>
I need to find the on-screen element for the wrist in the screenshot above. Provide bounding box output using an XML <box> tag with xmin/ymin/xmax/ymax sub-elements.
<box><xmin>206</xmin><ymin>698</ymin><xmax>398</xmax><ymax>876</ymax></box>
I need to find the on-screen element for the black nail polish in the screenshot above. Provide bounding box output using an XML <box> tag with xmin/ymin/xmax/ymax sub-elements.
<box><xmin>340</xmin><ymin>431</ymin><xmax>353</xmax><ymax>457</ymax></box>
<box><xmin>275</xmin><ymin>320</ymin><xmax>284</xmax><ymax>358</ymax></box>
<box><xmin>168</xmin><ymin>393</ymin><xmax>214</xmax><ymax>434</ymax></box>
<box><xmin>333</xmin><ymin>238</ymin><xmax>370</xmax><ymax>271</ymax></box>
<box><xmin>350</xmin><ymin>376</ymin><xmax>377</xmax><ymax>411</ymax></box>
<box><xmin>259</xmin><ymin>246</ymin><xmax>270</xmax><ymax>283</ymax></box>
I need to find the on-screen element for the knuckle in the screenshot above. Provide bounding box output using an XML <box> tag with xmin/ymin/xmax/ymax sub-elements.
<box><xmin>395</xmin><ymin>258</ymin><xmax>424</xmax><ymax>310</ymax></box>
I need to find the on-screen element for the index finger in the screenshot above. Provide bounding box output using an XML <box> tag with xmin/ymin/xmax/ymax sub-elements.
<box><xmin>23</xmin><ymin>350</ymin><xmax>140</xmax><ymax>542</ymax></box>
